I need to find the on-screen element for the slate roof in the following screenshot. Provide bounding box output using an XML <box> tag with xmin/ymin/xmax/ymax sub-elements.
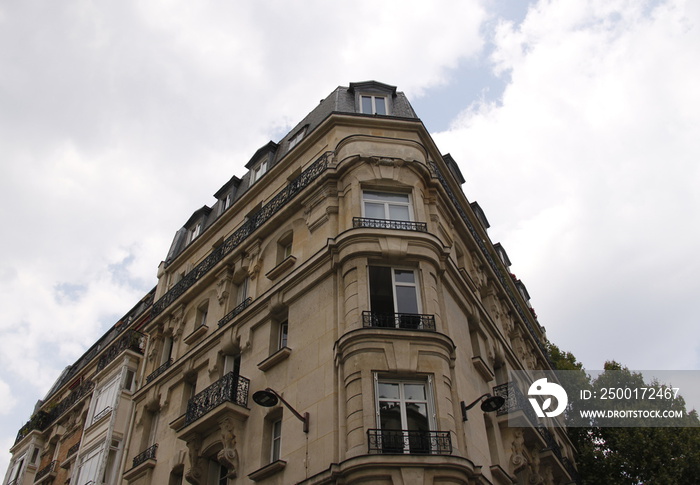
<box><xmin>164</xmin><ymin>81</ymin><xmax>422</xmax><ymax>264</ymax></box>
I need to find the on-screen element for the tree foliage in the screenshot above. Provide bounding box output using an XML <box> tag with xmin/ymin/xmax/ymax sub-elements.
<box><xmin>547</xmin><ymin>344</ymin><xmax>700</xmax><ymax>485</ymax></box>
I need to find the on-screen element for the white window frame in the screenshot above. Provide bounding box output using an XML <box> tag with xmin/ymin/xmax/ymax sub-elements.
<box><xmin>287</xmin><ymin>128</ymin><xmax>305</xmax><ymax>151</ymax></box>
<box><xmin>6</xmin><ymin>453</ymin><xmax>26</xmax><ymax>484</ymax></box>
<box><xmin>90</xmin><ymin>375</ymin><xmax>120</xmax><ymax>424</ymax></box>
<box><xmin>270</xmin><ymin>419</ymin><xmax>282</xmax><ymax>462</ymax></box>
<box><xmin>74</xmin><ymin>444</ymin><xmax>104</xmax><ymax>485</ymax></box>
<box><xmin>373</xmin><ymin>375</ymin><xmax>435</xmax><ymax>453</ymax></box>
<box><xmin>236</xmin><ymin>277</ymin><xmax>249</xmax><ymax>305</ymax></box>
<box><xmin>191</xmin><ymin>223</ymin><xmax>202</xmax><ymax>240</ymax></box>
<box><xmin>362</xmin><ymin>191</ymin><xmax>413</xmax><ymax>221</ymax></box>
<box><xmin>278</xmin><ymin>321</ymin><xmax>288</xmax><ymax>350</ymax></box>
<box><xmin>360</xmin><ymin>95</ymin><xmax>388</xmax><ymax>115</ymax></box>
<box><xmin>251</xmin><ymin>160</ymin><xmax>268</xmax><ymax>184</ymax></box>
<box><xmin>369</xmin><ymin>266</ymin><xmax>422</xmax><ymax>316</ymax></box>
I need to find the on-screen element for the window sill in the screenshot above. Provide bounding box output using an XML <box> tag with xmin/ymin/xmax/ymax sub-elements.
<box><xmin>257</xmin><ymin>347</ymin><xmax>291</xmax><ymax>372</ymax></box>
<box><xmin>184</xmin><ymin>325</ymin><xmax>208</xmax><ymax>345</ymax></box>
<box><xmin>248</xmin><ymin>460</ymin><xmax>286</xmax><ymax>481</ymax></box>
<box><xmin>472</xmin><ymin>355</ymin><xmax>495</xmax><ymax>382</ymax></box>
<box><xmin>266</xmin><ymin>256</ymin><xmax>296</xmax><ymax>280</ymax></box>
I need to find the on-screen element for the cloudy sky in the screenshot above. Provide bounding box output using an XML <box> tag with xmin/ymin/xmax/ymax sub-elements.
<box><xmin>1</xmin><ymin>0</ymin><xmax>699</xmax><ymax>473</ymax></box>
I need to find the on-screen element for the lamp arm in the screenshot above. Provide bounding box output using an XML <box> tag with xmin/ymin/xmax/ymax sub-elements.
<box><xmin>266</xmin><ymin>388</ymin><xmax>310</xmax><ymax>432</ymax></box>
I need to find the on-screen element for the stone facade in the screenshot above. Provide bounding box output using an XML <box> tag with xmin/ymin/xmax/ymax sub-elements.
<box><xmin>5</xmin><ymin>82</ymin><xmax>577</xmax><ymax>485</ymax></box>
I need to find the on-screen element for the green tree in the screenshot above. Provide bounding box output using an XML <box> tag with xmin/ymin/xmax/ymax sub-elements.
<box><xmin>547</xmin><ymin>346</ymin><xmax>700</xmax><ymax>484</ymax></box>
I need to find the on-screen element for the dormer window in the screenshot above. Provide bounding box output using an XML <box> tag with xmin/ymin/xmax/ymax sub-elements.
<box><xmin>223</xmin><ymin>193</ymin><xmax>231</xmax><ymax>211</ymax></box>
<box><xmin>251</xmin><ymin>160</ymin><xmax>268</xmax><ymax>184</ymax></box>
<box><xmin>288</xmin><ymin>128</ymin><xmax>306</xmax><ymax>151</ymax></box>
<box><xmin>191</xmin><ymin>223</ymin><xmax>201</xmax><ymax>240</ymax></box>
<box><xmin>361</xmin><ymin>95</ymin><xmax>387</xmax><ymax>115</ymax></box>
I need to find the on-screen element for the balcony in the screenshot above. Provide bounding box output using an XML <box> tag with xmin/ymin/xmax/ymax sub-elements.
<box><xmin>353</xmin><ymin>217</ymin><xmax>427</xmax><ymax>232</ymax></box>
<box><xmin>146</xmin><ymin>358</ymin><xmax>173</xmax><ymax>384</ymax></box>
<box><xmin>362</xmin><ymin>311</ymin><xmax>436</xmax><ymax>331</ymax></box>
<box><xmin>95</xmin><ymin>329</ymin><xmax>145</xmax><ymax>373</ymax></box>
<box><xmin>184</xmin><ymin>372</ymin><xmax>250</xmax><ymax>427</ymax></box>
<box><xmin>133</xmin><ymin>443</ymin><xmax>158</xmax><ymax>468</ymax></box>
<box><xmin>218</xmin><ymin>297</ymin><xmax>252</xmax><ymax>328</ymax></box>
<box><xmin>367</xmin><ymin>429</ymin><xmax>452</xmax><ymax>455</ymax></box>
<box><xmin>34</xmin><ymin>461</ymin><xmax>57</xmax><ymax>483</ymax></box>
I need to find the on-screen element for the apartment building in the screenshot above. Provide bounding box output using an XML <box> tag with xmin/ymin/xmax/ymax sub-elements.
<box><xmin>5</xmin><ymin>81</ymin><xmax>578</xmax><ymax>485</ymax></box>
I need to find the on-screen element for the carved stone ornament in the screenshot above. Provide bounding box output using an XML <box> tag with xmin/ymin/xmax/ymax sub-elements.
<box><xmin>185</xmin><ymin>437</ymin><xmax>204</xmax><ymax>485</ymax></box>
<box><xmin>217</xmin><ymin>417</ymin><xmax>239</xmax><ymax>478</ymax></box>
<box><xmin>216</xmin><ymin>268</ymin><xmax>233</xmax><ymax>305</ymax></box>
<box><xmin>511</xmin><ymin>429</ymin><xmax>528</xmax><ymax>472</ymax></box>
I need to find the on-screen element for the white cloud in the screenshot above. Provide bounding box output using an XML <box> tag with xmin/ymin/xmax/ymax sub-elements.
<box><xmin>0</xmin><ymin>0</ymin><xmax>490</xmax><ymax>469</ymax></box>
<box><xmin>435</xmin><ymin>0</ymin><xmax>700</xmax><ymax>371</ymax></box>
<box><xmin>0</xmin><ymin>380</ymin><xmax>16</xmax><ymax>415</ymax></box>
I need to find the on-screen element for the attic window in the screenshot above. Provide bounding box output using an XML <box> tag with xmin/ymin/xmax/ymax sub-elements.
<box><xmin>252</xmin><ymin>160</ymin><xmax>268</xmax><ymax>184</ymax></box>
<box><xmin>360</xmin><ymin>95</ymin><xmax>387</xmax><ymax>115</ymax></box>
<box><xmin>191</xmin><ymin>223</ymin><xmax>202</xmax><ymax>240</ymax></box>
<box><xmin>288</xmin><ymin>128</ymin><xmax>306</xmax><ymax>151</ymax></box>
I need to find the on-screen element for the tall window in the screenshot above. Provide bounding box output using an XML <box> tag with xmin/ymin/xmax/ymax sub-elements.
<box><xmin>369</xmin><ymin>267</ymin><xmax>420</xmax><ymax>315</ymax></box>
<box><xmin>287</xmin><ymin>128</ymin><xmax>305</xmax><ymax>151</ymax></box>
<box><xmin>360</xmin><ymin>95</ymin><xmax>387</xmax><ymax>115</ymax></box>
<box><xmin>251</xmin><ymin>160</ymin><xmax>268</xmax><ymax>183</ymax></box>
<box><xmin>197</xmin><ymin>303</ymin><xmax>209</xmax><ymax>327</ymax></box>
<box><xmin>92</xmin><ymin>376</ymin><xmax>120</xmax><ymax>423</ymax></box>
<box><xmin>363</xmin><ymin>191</ymin><xmax>411</xmax><ymax>221</ymax></box>
<box><xmin>236</xmin><ymin>277</ymin><xmax>249</xmax><ymax>305</ymax></box>
<box><xmin>223</xmin><ymin>354</ymin><xmax>240</xmax><ymax>377</ymax></box>
<box><xmin>375</xmin><ymin>378</ymin><xmax>433</xmax><ymax>453</ymax></box>
<box><xmin>270</xmin><ymin>419</ymin><xmax>282</xmax><ymax>462</ymax></box>
<box><xmin>207</xmin><ymin>459</ymin><xmax>228</xmax><ymax>485</ymax></box>
<box><xmin>7</xmin><ymin>454</ymin><xmax>25</xmax><ymax>484</ymax></box>
<box><xmin>74</xmin><ymin>445</ymin><xmax>103</xmax><ymax>485</ymax></box>
<box><xmin>278</xmin><ymin>321</ymin><xmax>288</xmax><ymax>349</ymax></box>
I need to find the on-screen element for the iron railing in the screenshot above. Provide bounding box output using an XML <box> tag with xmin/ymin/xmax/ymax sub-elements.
<box><xmin>218</xmin><ymin>297</ymin><xmax>253</xmax><ymax>328</ymax></box>
<box><xmin>67</xmin><ymin>441</ymin><xmax>81</xmax><ymax>457</ymax></box>
<box><xmin>153</xmin><ymin>152</ymin><xmax>332</xmax><ymax>317</ymax></box>
<box><xmin>362</xmin><ymin>311</ymin><xmax>436</xmax><ymax>330</ymax></box>
<box><xmin>132</xmin><ymin>443</ymin><xmax>158</xmax><ymax>468</ymax></box>
<box><xmin>184</xmin><ymin>372</ymin><xmax>250</xmax><ymax>426</ymax></box>
<box><xmin>95</xmin><ymin>329</ymin><xmax>145</xmax><ymax>373</ymax></box>
<box><xmin>35</xmin><ymin>460</ymin><xmax>57</xmax><ymax>481</ymax></box>
<box><xmin>367</xmin><ymin>429</ymin><xmax>452</xmax><ymax>455</ymax></box>
<box><xmin>428</xmin><ymin>161</ymin><xmax>551</xmax><ymax>367</ymax></box>
<box><xmin>15</xmin><ymin>379</ymin><xmax>95</xmax><ymax>445</ymax></box>
<box><xmin>146</xmin><ymin>358</ymin><xmax>173</xmax><ymax>384</ymax></box>
<box><xmin>92</xmin><ymin>406</ymin><xmax>112</xmax><ymax>423</ymax></box>
<box><xmin>353</xmin><ymin>217</ymin><xmax>428</xmax><ymax>232</ymax></box>
<box><xmin>493</xmin><ymin>382</ymin><xmax>579</xmax><ymax>482</ymax></box>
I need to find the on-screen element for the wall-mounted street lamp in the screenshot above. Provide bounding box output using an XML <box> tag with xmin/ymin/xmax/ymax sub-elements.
<box><xmin>252</xmin><ymin>388</ymin><xmax>310</xmax><ymax>433</ymax></box>
<box><xmin>461</xmin><ymin>393</ymin><xmax>505</xmax><ymax>421</ymax></box>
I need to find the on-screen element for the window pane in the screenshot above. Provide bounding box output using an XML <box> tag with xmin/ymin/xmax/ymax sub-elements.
<box><xmin>395</xmin><ymin>286</ymin><xmax>419</xmax><ymax>314</ymax></box>
<box><xmin>374</xmin><ymin>97</ymin><xmax>387</xmax><ymax>115</ymax></box>
<box><xmin>378</xmin><ymin>382</ymin><xmax>400</xmax><ymax>400</ymax></box>
<box><xmin>403</xmin><ymin>384</ymin><xmax>426</xmax><ymax>401</ymax></box>
<box><xmin>393</xmin><ymin>270</ymin><xmax>415</xmax><ymax>284</ymax></box>
<box><xmin>364</xmin><ymin>202</ymin><xmax>385</xmax><ymax>219</ymax></box>
<box><xmin>405</xmin><ymin>403</ymin><xmax>429</xmax><ymax>431</ymax></box>
<box><xmin>379</xmin><ymin>401</ymin><xmax>402</xmax><ymax>430</ymax></box>
<box><xmin>364</xmin><ymin>191</ymin><xmax>408</xmax><ymax>203</ymax></box>
<box><xmin>388</xmin><ymin>205</ymin><xmax>410</xmax><ymax>221</ymax></box>
<box><xmin>361</xmin><ymin>96</ymin><xmax>373</xmax><ymax>114</ymax></box>
<box><xmin>369</xmin><ymin>266</ymin><xmax>395</xmax><ymax>314</ymax></box>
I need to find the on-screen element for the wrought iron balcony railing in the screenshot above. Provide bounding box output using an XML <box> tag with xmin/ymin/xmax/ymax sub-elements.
<box><xmin>367</xmin><ymin>429</ymin><xmax>452</xmax><ymax>455</ymax></box>
<box><xmin>152</xmin><ymin>152</ymin><xmax>331</xmax><ymax>317</ymax></box>
<box><xmin>493</xmin><ymin>383</ymin><xmax>578</xmax><ymax>481</ymax></box>
<box><xmin>493</xmin><ymin>381</ymin><xmax>538</xmax><ymax>424</ymax></box>
<box><xmin>15</xmin><ymin>379</ymin><xmax>95</xmax><ymax>445</ymax></box>
<box><xmin>132</xmin><ymin>443</ymin><xmax>158</xmax><ymax>468</ymax></box>
<box><xmin>96</xmin><ymin>329</ymin><xmax>146</xmax><ymax>373</ymax></box>
<box><xmin>92</xmin><ymin>406</ymin><xmax>112</xmax><ymax>424</ymax></box>
<box><xmin>185</xmin><ymin>372</ymin><xmax>250</xmax><ymax>426</ymax></box>
<box><xmin>67</xmin><ymin>441</ymin><xmax>80</xmax><ymax>457</ymax></box>
<box><xmin>353</xmin><ymin>217</ymin><xmax>428</xmax><ymax>232</ymax></box>
<box><xmin>146</xmin><ymin>358</ymin><xmax>173</xmax><ymax>384</ymax></box>
<box><xmin>218</xmin><ymin>297</ymin><xmax>253</xmax><ymax>328</ymax></box>
<box><xmin>428</xmin><ymin>161</ymin><xmax>551</xmax><ymax>367</ymax></box>
<box><xmin>362</xmin><ymin>311</ymin><xmax>436</xmax><ymax>331</ymax></box>
<box><xmin>35</xmin><ymin>460</ymin><xmax>57</xmax><ymax>481</ymax></box>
